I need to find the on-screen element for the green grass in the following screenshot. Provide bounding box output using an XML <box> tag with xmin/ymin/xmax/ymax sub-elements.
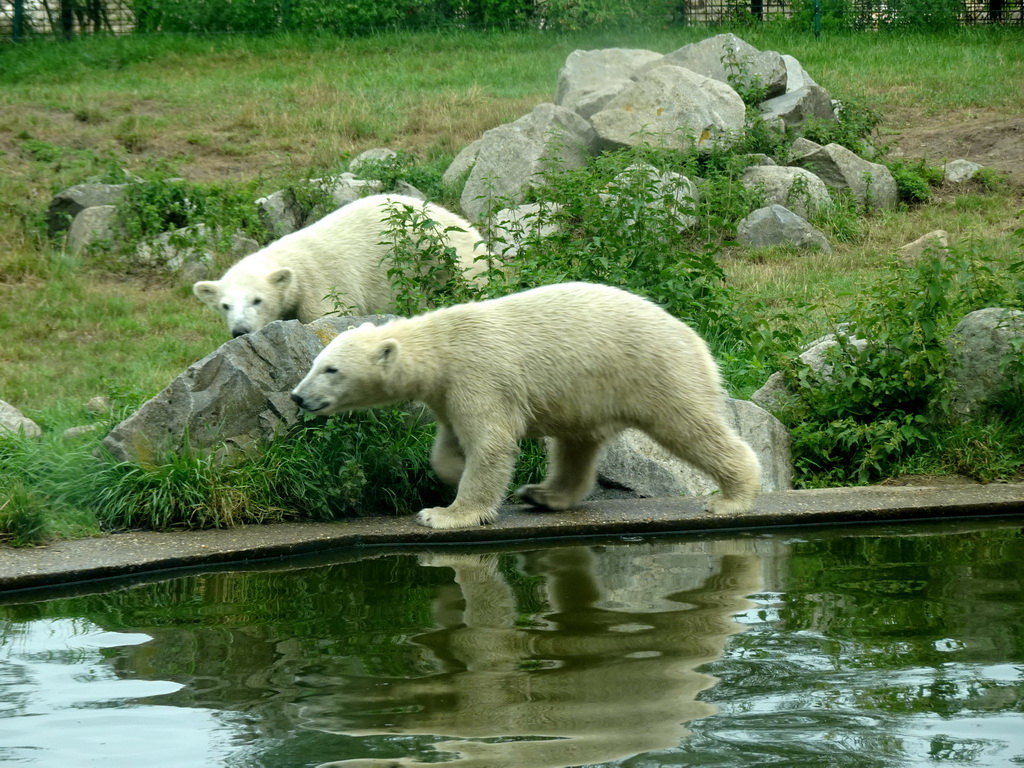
<box><xmin>1</xmin><ymin>25</ymin><xmax>1022</xmax><ymax>544</ymax></box>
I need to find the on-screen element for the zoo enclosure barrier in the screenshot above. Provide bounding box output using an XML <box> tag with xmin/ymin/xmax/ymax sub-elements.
<box><xmin>2</xmin><ymin>0</ymin><xmax>1022</xmax><ymax>41</ymax></box>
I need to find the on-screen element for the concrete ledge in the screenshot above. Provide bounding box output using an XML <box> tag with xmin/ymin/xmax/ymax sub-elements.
<box><xmin>2</xmin><ymin>483</ymin><xmax>1023</xmax><ymax>596</ymax></box>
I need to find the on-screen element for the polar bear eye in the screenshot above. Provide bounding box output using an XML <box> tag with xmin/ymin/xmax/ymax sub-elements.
<box><xmin>221</xmin><ymin>303</ymin><xmax>231</xmax><ymax>311</ymax></box>
<box><xmin>252</xmin><ymin>298</ymin><xmax>262</xmax><ymax>306</ymax></box>
<box><xmin>324</xmin><ymin>366</ymin><xmax>338</xmax><ymax>375</ymax></box>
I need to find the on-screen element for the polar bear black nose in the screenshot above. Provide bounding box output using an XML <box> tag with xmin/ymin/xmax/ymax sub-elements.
<box><xmin>232</xmin><ymin>328</ymin><xmax>247</xmax><ymax>338</ymax></box>
<box><xmin>290</xmin><ymin>392</ymin><xmax>305</xmax><ymax>408</ymax></box>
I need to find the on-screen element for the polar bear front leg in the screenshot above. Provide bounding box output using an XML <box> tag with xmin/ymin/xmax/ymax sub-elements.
<box><xmin>417</xmin><ymin>430</ymin><xmax>518</xmax><ymax>530</ymax></box>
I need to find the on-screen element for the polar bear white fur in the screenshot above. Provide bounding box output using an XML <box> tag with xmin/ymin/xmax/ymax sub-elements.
<box><xmin>290</xmin><ymin>282</ymin><xmax>761</xmax><ymax>530</ymax></box>
<box><xmin>193</xmin><ymin>194</ymin><xmax>488</xmax><ymax>337</ymax></box>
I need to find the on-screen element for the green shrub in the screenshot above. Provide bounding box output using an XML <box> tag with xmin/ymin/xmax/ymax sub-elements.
<box><xmin>777</xmin><ymin>245</ymin><xmax>1024</xmax><ymax>487</ymax></box>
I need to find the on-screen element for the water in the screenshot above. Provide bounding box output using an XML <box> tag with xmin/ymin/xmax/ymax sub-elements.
<box><xmin>2</xmin><ymin>517</ymin><xmax>1023</xmax><ymax>768</ymax></box>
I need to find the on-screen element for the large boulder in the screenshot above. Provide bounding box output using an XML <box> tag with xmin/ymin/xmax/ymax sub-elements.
<box><xmin>554</xmin><ymin>47</ymin><xmax>663</xmax><ymax>120</ymax></box>
<box><xmin>101</xmin><ymin>315</ymin><xmax>395</xmax><ymax>464</ymax></box>
<box><xmin>596</xmin><ymin>398</ymin><xmax>793</xmax><ymax>498</ymax></box>
<box><xmin>256</xmin><ymin>175</ymin><xmax>383</xmax><ymax>238</ymax></box>
<box><xmin>589</xmin><ymin>65</ymin><xmax>746</xmax><ymax>152</ymax></box>
<box><xmin>737</xmin><ymin>204</ymin><xmax>831</xmax><ymax>253</ymax></box>
<box><xmin>752</xmin><ymin>329</ymin><xmax>868</xmax><ymax>413</ymax></box>
<box><xmin>134</xmin><ymin>224</ymin><xmax>260</xmax><ymax>275</ymax></box>
<box><xmin>48</xmin><ymin>183</ymin><xmax>127</xmax><ymax>236</ymax></box>
<box><xmin>793</xmin><ymin>142</ymin><xmax>899</xmax><ymax>209</ymax></box>
<box><xmin>758</xmin><ymin>85</ymin><xmax>835</xmax><ymax>128</ymax></box>
<box><xmin>945</xmin><ymin>308</ymin><xmax>1024</xmax><ymax>419</ymax></box>
<box><xmin>741</xmin><ymin>165</ymin><xmax>832</xmax><ymax>218</ymax></box>
<box><xmin>652</xmin><ymin>33</ymin><xmax>788</xmax><ymax>98</ymax></box>
<box><xmin>0</xmin><ymin>399</ymin><xmax>41</xmax><ymax>439</ymax></box>
<box><xmin>66</xmin><ymin>204</ymin><xmax>118</xmax><ymax>255</ymax></box>
<box><xmin>458</xmin><ymin>103</ymin><xmax>598</xmax><ymax>221</ymax></box>
<box><xmin>782</xmin><ymin>53</ymin><xmax>818</xmax><ymax>92</ymax></box>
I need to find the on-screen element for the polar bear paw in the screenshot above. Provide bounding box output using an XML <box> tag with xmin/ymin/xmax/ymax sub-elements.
<box><xmin>416</xmin><ymin>505</ymin><xmax>497</xmax><ymax>530</ymax></box>
<box><xmin>515</xmin><ymin>484</ymin><xmax>577</xmax><ymax>511</ymax></box>
<box><xmin>704</xmin><ymin>495</ymin><xmax>755</xmax><ymax>515</ymax></box>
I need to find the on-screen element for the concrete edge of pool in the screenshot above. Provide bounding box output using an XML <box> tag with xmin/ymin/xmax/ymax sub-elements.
<box><xmin>2</xmin><ymin>482</ymin><xmax>1023</xmax><ymax>597</ymax></box>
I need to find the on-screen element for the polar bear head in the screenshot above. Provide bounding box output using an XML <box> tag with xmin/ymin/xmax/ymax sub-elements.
<box><xmin>193</xmin><ymin>267</ymin><xmax>295</xmax><ymax>338</ymax></box>
<box><xmin>291</xmin><ymin>323</ymin><xmax>402</xmax><ymax>415</ymax></box>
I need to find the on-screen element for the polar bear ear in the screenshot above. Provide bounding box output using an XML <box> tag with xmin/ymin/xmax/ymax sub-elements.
<box><xmin>375</xmin><ymin>338</ymin><xmax>400</xmax><ymax>366</ymax></box>
<box><xmin>268</xmin><ymin>268</ymin><xmax>293</xmax><ymax>288</ymax></box>
<box><xmin>193</xmin><ymin>281</ymin><xmax>221</xmax><ymax>306</ymax></box>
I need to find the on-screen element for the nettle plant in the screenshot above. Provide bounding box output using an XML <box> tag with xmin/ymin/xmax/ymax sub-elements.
<box><xmin>777</xmin><ymin>245</ymin><xmax>1023</xmax><ymax>487</ymax></box>
<box><xmin>113</xmin><ymin>179</ymin><xmax>265</xmax><ymax>270</ymax></box>
<box><xmin>475</xmin><ymin>146</ymin><xmax>750</xmax><ymax>353</ymax></box>
<box><xmin>376</xmin><ymin>198</ymin><xmax>480</xmax><ymax>316</ymax></box>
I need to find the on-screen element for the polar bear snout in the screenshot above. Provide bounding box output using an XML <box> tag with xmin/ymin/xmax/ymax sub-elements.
<box><xmin>290</xmin><ymin>389</ymin><xmax>327</xmax><ymax>413</ymax></box>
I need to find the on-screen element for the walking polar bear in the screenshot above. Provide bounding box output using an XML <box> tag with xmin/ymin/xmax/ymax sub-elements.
<box><xmin>291</xmin><ymin>282</ymin><xmax>761</xmax><ymax>530</ymax></box>
<box><xmin>193</xmin><ymin>194</ymin><xmax>488</xmax><ymax>338</ymax></box>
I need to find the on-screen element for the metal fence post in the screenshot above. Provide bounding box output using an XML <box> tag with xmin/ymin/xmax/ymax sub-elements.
<box><xmin>13</xmin><ymin>0</ymin><xmax>25</xmax><ymax>41</ymax></box>
<box><xmin>814</xmin><ymin>0</ymin><xmax>822</xmax><ymax>37</ymax></box>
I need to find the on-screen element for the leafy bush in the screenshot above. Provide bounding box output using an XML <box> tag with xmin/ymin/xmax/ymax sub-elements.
<box><xmin>113</xmin><ymin>178</ymin><xmax>266</xmax><ymax>266</ymax></box>
<box><xmin>777</xmin><ymin>245</ymin><xmax>1024</xmax><ymax>486</ymax></box>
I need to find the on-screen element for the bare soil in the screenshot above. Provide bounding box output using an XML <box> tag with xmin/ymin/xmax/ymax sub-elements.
<box><xmin>884</xmin><ymin>107</ymin><xmax>1024</xmax><ymax>188</ymax></box>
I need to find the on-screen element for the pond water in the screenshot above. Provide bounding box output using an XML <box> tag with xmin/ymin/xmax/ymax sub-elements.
<box><xmin>1</xmin><ymin>517</ymin><xmax>1023</xmax><ymax>768</ymax></box>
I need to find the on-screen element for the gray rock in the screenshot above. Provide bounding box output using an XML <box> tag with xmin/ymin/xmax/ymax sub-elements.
<box><xmin>555</xmin><ymin>47</ymin><xmax>663</xmax><ymax>119</ymax></box>
<box><xmin>782</xmin><ymin>53</ymin><xmax>818</xmax><ymax>92</ymax></box>
<box><xmin>741</xmin><ymin>165</ymin><xmax>832</xmax><ymax>218</ymax></box>
<box><xmin>596</xmin><ymin>398</ymin><xmax>792</xmax><ymax>498</ymax></box>
<box><xmin>793</xmin><ymin>142</ymin><xmax>899</xmax><ymax>209</ymax></box>
<box><xmin>897</xmin><ymin>229</ymin><xmax>949</xmax><ymax>265</ymax></box>
<box><xmin>255</xmin><ymin>189</ymin><xmax>302</xmax><ymax>238</ymax></box>
<box><xmin>487</xmin><ymin>202</ymin><xmax>562</xmax><ymax>258</ymax></box>
<box><xmin>47</xmin><ymin>183</ymin><xmax>127</xmax><ymax>236</ymax></box>
<box><xmin>442</xmin><ymin>138</ymin><xmax>482</xmax><ymax>188</ymax></box>
<box><xmin>590</xmin><ymin>65</ymin><xmax>746</xmax><ymax>152</ymax></box>
<box><xmin>135</xmin><ymin>225</ymin><xmax>260</xmax><ymax>273</ymax></box>
<box><xmin>257</xmin><ymin>176</ymin><xmax>384</xmax><ymax>237</ymax></box>
<box><xmin>946</xmin><ymin>308</ymin><xmax>1024</xmax><ymax>419</ymax></box>
<box><xmin>943</xmin><ymin>159</ymin><xmax>984</xmax><ymax>184</ymax></box>
<box><xmin>0</xmin><ymin>399</ymin><xmax>41</xmax><ymax>439</ymax></box>
<box><xmin>85</xmin><ymin>396</ymin><xmax>113</xmax><ymax>415</ymax></box>
<box><xmin>651</xmin><ymin>33</ymin><xmax>788</xmax><ymax>98</ymax></box>
<box><xmin>394</xmin><ymin>180</ymin><xmax>426</xmax><ymax>200</ymax></box>
<box><xmin>348</xmin><ymin>148</ymin><xmax>399</xmax><ymax>175</ymax></box>
<box><xmin>101</xmin><ymin>315</ymin><xmax>395</xmax><ymax>464</ymax></box>
<box><xmin>66</xmin><ymin>204</ymin><xmax>117</xmax><ymax>255</ymax></box>
<box><xmin>758</xmin><ymin>85</ymin><xmax>835</xmax><ymax>128</ymax></box>
<box><xmin>459</xmin><ymin>103</ymin><xmax>598</xmax><ymax>221</ymax></box>
<box><xmin>737</xmin><ymin>204</ymin><xmax>831</xmax><ymax>253</ymax></box>
<box><xmin>789</xmin><ymin>136</ymin><xmax>823</xmax><ymax>158</ymax></box>
<box><xmin>63</xmin><ymin>424</ymin><xmax>100</xmax><ymax>440</ymax></box>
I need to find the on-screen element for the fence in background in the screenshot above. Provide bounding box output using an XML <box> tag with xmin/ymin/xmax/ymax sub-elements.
<box><xmin>2</xmin><ymin>0</ymin><xmax>1021</xmax><ymax>41</ymax></box>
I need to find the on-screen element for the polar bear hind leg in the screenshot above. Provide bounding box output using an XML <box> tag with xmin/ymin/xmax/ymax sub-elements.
<box><xmin>429</xmin><ymin>422</ymin><xmax>465</xmax><ymax>487</ymax></box>
<box><xmin>645</xmin><ymin>414</ymin><xmax>761</xmax><ymax>515</ymax></box>
<box><xmin>516</xmin><ymin>436</ymin><xmax>603</xmax><ymax>511</ymax></box>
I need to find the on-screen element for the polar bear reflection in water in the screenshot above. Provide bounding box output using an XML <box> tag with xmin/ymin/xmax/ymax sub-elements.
<box><xmin>305</xmin><ymin>541</ymin><xmax>762</xmax><ymax>768</ymax></box>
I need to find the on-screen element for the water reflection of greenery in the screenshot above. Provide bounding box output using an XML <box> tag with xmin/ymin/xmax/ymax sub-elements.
<box><xmin>2</xmin><ymin>521</ymin><xmax>1023</xmax><ymax>767</ymax></box>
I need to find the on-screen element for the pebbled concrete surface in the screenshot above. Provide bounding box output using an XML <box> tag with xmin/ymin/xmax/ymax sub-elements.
<box><xmin>2</xmin><ymin>483</ymin><xmax>1023</xmax><ymax>597</ymax></box>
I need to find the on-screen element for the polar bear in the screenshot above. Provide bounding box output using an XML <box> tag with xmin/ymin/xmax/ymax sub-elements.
<box><xmin>290</xmin><ymin>282</ymin><xmax>761</xmax><ymax>530</ymax></box>
<box><xmin>193</xmin><ymin>194</ymin><xmax>488</xmax><ymax>338</ymax></box>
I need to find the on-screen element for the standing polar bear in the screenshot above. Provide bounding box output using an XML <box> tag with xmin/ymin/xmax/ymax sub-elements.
<box><xmin>291</xmin><ymin>282</ymin><xmax>761</xmax><ymax>530</ymax></box>
<box><xmin>193</xmin><ymin>194</ymin><xmax>488</xmax><ymax>338</ymax></box>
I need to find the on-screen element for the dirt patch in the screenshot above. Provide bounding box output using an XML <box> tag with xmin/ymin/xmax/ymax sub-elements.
<box><xmin>884</xmin><ymin>107</ymin><xmax>1024</xmax><ymax>188</ymax></box>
